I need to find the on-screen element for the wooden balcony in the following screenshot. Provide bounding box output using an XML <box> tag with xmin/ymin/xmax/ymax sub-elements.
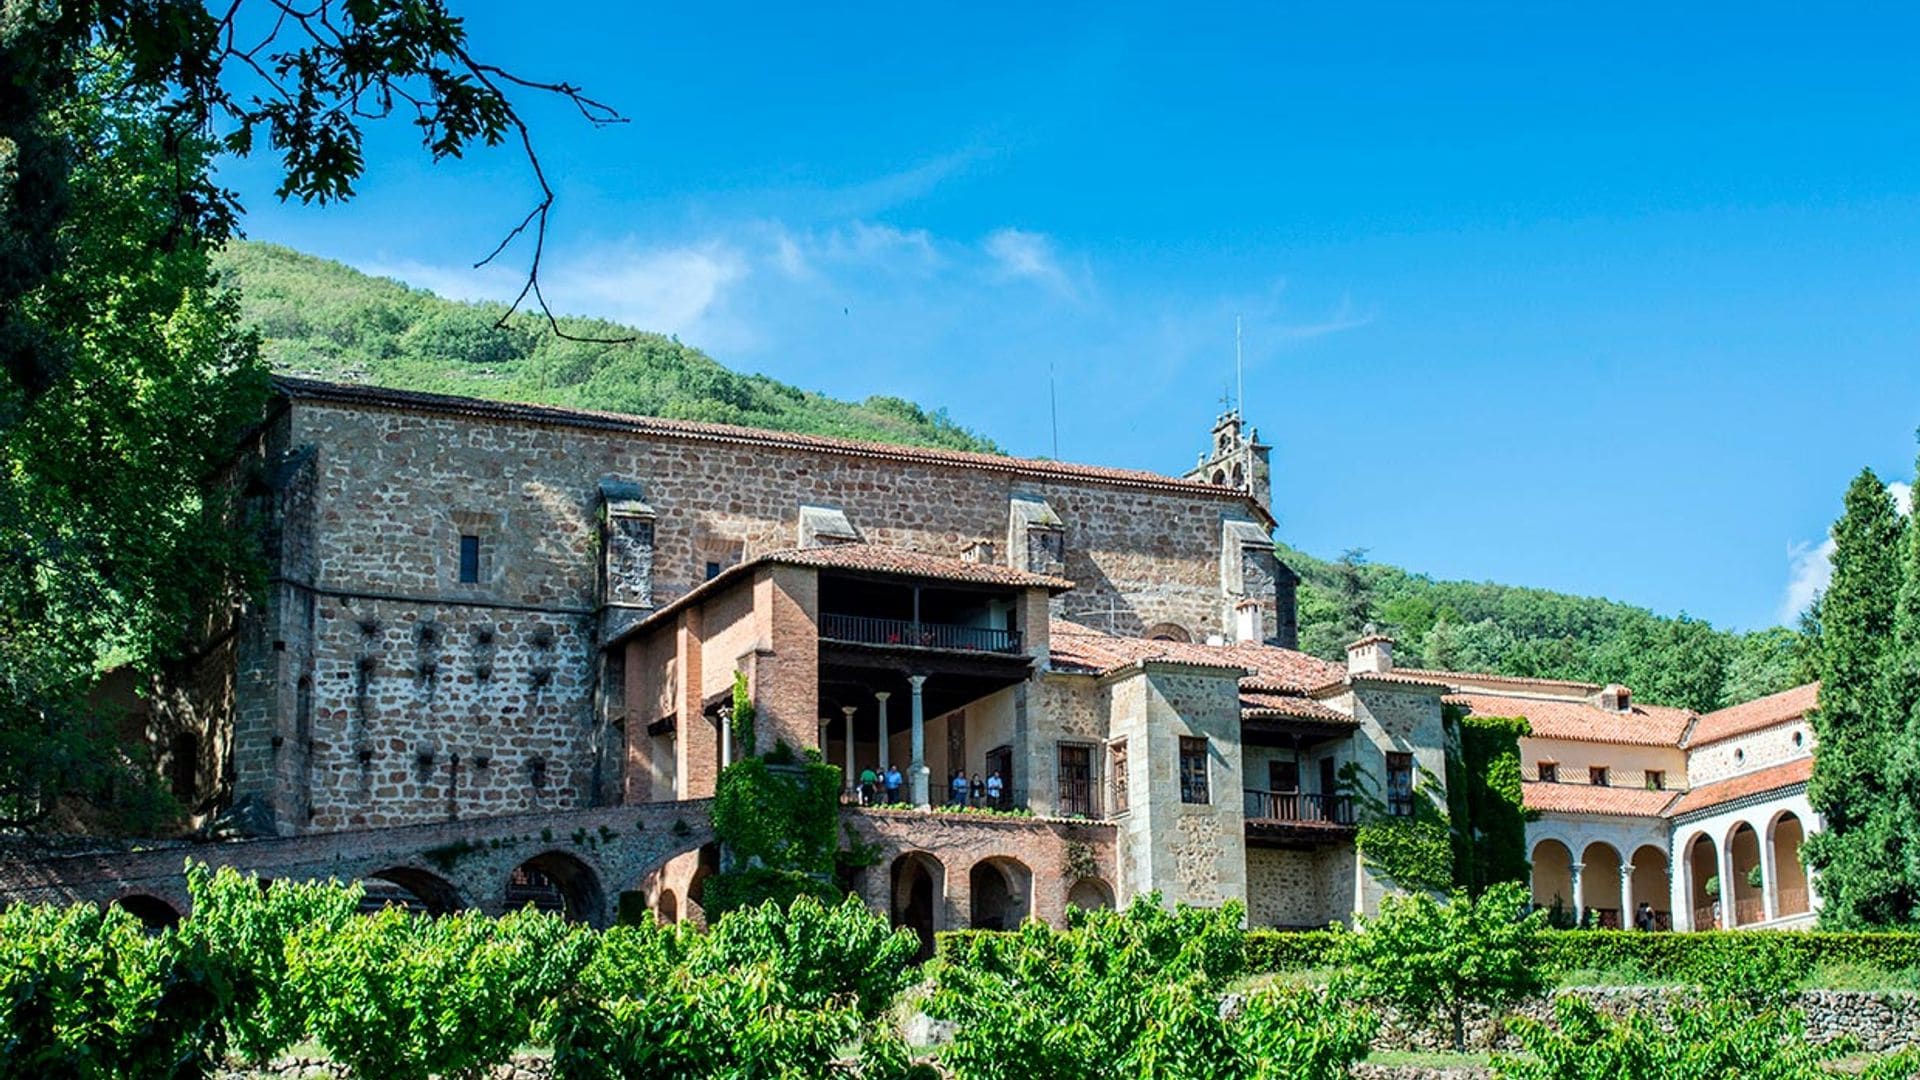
<box><xmin>1243</xmin><ymin>789</ymin><xmax>1357</xmax><ymax>848</ymax></box>
<box><xmin>820</xmin><ymin>613</ymin><xmax>1021</xmax><ymax>654</ymax></box>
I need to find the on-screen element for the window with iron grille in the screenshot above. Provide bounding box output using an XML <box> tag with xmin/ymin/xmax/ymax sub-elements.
<box><xmin>1386</xmin><ymin>752</ymin><xmax>1414</xmax><ymax>816</ymax></box>
<box><xmin>1058</xmin><ymin>744</ymin><xmax>1094</xmax><ymax>817</ymax></box>
<box><xmin>1109</xmin><ymin>739</ymin><xmax>1129</xmax><ymax>814</ymax></box>
<box><xmin>1179</xmin><ymin>737</ymin><xmax>1210</xmax><ymax>804</ymax></box>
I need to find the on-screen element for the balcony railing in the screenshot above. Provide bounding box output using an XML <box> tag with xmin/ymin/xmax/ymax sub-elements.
<box><xmin>820</xmin><ymin>613</ymin><xmax>1021</xmax><ymax>654</ymax></box>
<box><xmin>1243</xmin><ymin>789</ymin><xmax>1356</xmax><ymax>826</ymax></box>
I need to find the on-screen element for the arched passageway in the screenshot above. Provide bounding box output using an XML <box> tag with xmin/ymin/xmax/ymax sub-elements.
<box><xmin>968</xmin><ymin>857</ymin><xmax>1032</xmax><ymax>931</ymax></box>
<box><xmin>891</xmin><ymin>852</ymin><xmax>944</xmax><ymax>962</ymax></box>
<box><xmin>363</xmin><ymin>867</ymin><xmax>463</xmax><ymax>916</ymax></box>
<box><xmin>1771</xmin><ymin>812</ymin><xmax>1810</xmax><ymax>918</ymax></box>
<box><xmin>113</xmin><ymin>894</ymin><xmax>181</xmax><ymax>931</ymax></box>
<box><xmin>506</xmin><ymin>851</ymin><xmax>605</xmax><ymax>926</ymax></box>
<box><xmin>1686</xmin><ymin>833</ymin><xmax>1720</xmax><ymax>929</ymax></box>
<box><xmin>1630</xmin><ymin>845</ymin><xmax>1671</xmax><ymax>930</ymax></box>
<box><xmin>1530</xmin><ymin>839</ymin><xmax>1573</xmax><ymax>923</ymax></box>
<box><xmin>1066</xmin><ymin>878</ymin><xmax>1114</xmax><ymax>913</ymax></box>
<box><xmin>658</xmin><ymin>889</ymin><xmax>679</xmax><ymax>924</ymax></box>
<box><xmin>1728</xmin><ymin>822</ymin><xmax>1763</xmax><ymax>926</ymax></box>
<box><xmin>1580</xmin><ymin>843</ymin><xmax>1623</xmax><ymax>928</ymax></box>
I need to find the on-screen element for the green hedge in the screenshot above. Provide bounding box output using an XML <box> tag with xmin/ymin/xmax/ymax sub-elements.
<box><xmin>941</xmin><ymin>928</ymin><xmax>1920</xmax><ymax>979</ymax></box>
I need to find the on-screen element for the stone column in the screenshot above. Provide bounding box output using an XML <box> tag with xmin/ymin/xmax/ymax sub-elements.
<box><xmin>1620</xmin><ymin>862</ymin><xmax>1636</xmax><ymax>929</ymax></box>
<box><xmin>1760</xmin><ymin>824</ymin><xmax>1778</xmax><ymax>924</ymax></box>
<box><xmin>1570</xmin><ymin>861</ymin><xmax>1586</xmax><ymax>926</ymax></box>
<box><xmin>719</xmin><ymin>704</ymin><xmax>732</xmax><ymax>770</ymax></box>
<box><xmin>875</xmin><ymin>691</ymin><xmax>891</xmax><ymax>772</ymax></box>
<box><xmin>908</xmin><ymin>675</ymin><xmax>930</xmax><ymax>808</ymax></box>
<box><xmin>842</xmin><ymin>706</ymin><xmax>858</xmax><ymax>797</ymax></box>
<box><xmin>1718</xmin><ymin>840</ymin><xmax>1737</xmax><ymax>928</ymax></box>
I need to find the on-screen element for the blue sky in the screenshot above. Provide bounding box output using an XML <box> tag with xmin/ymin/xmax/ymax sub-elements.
<box><xmin>219</xmin><ymin>1</ymin><xmax>1920</xmax><ymax>632</ymax></box>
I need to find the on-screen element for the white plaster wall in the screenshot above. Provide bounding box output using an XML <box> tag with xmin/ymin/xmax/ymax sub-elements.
<box><xmin>1668</xmin><ymin>791</ymin><xmax>1821</xmax><ymax>931</ymax></box>
<box><xmin>1520</xmin><ymin>737</ymin><xmax>1687</xmax><ymax>789</ymax></box>
<box><xmin>1686</xmin><ymin>723</ymin><xmax>1815</xmax><ymax>786</ymax></box>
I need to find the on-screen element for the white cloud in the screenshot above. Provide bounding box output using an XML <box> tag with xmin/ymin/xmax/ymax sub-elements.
<box><xmin>1777</xmin><ymin>479</ymin><xmax>1913</xmax><ymax>624</ymax></box>
<box><xmin>983</xmin><ymin>228</ymin><xmax>1076</xmax><ymax>296</ymax></box>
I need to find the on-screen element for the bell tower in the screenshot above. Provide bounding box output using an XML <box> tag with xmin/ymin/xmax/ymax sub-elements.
<box><xmin>1184</xmin><ymin>409</ymin><xmax>1271</xmax><ymax>513</ymax></box>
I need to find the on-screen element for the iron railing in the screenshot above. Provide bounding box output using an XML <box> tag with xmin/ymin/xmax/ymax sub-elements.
<box><xmin>820</xmin><ymin>613</ymin><xmax>1020</xmax><ymax>653</ymax></box>
<box><xmin>1242</xmin><ymin>790</ymin><xmax>1356</xmax><ymax>825</ymax></box>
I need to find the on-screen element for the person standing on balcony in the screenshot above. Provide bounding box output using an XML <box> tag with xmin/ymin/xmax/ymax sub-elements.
<box><xmin>885</xmin><ymin>764</ymin><xmax>903</xmax><ymax>804</ymax></box>
<box><xmin>860</xmin><ymin>766</ymin><xmax>879</xmax><ymax>805</ymax></box>
<box><xmin>949</xmin><ymin>770</ymin><xmax>969</xmax><ymax>807</ymax></box>
<box><xmin>970</xmin><ymin>773</ymin><xmax>985</xmax><ymax>807</ymax></box>
<box><xmin>986</xmin><ymin>770</ymin><xmax>1004</xmax><ymax>808</ymax></box>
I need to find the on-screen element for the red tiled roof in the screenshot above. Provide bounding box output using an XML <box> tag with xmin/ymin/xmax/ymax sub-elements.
<box><xmin>1687</xmin><ymin>683</ymin><xmax>1819</xmax><ymax>748</ymax></box>
<box><xmin>611</xmin><ymin>543</ymin><xmax>1072</xmax><ymax>645</ymax></box>
<box><xmin>1397</xmin><ymin>668</ymin><xmax>1602</xmax><ymax>695</ymax></box>
<box><xmin>1452</xmin><ymin>692</ymin><xmax>1695</xmax><ymax>747</ymax></box>
<box><xmin>761</xmin><ymin>544</ymin><xmax>1075</xmax><ymax>592</ymax></box>
<box><xmin>1665</xmin><ymin>757</ymin><xmax>1814</xmax><ymax>817</ymax></box>
<box><xmin>1240</xmin><ymin>691</ymin><xmax>1355</xmax><ymax>725</ymax></box>
<box><xmin>1523</xmin><ymin>781</ymin><xmax>1679</xmax><ymax>817</ymax></box>
<box><xmin>1046</xmin><ymin>621</ymin><xmax>1346</xmax><ymax>692</ymax></box>
<box><xmin>274</xmin><ymin>377</ymin><xmax>1269</xmax><ymax>514</ymax></box>
<box><xmin>1314</xmin><ymin>670</ymin><xmax>1454</xmax><ymax>694</ymax></box>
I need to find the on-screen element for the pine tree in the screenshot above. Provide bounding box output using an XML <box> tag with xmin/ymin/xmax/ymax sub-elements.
<box><xmin>1803</xmin><ymin>469</ymin><xmax>1918</xmax><ymax>927</ymax></box>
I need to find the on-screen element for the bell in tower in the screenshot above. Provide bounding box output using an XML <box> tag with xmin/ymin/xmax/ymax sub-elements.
<box><xmin>1184</xmin><ymin>408</ymin><xmax>1271</xmax><ymax>512</ymax></box>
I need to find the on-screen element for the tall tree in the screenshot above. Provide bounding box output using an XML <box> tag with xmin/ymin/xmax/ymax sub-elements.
<box><xmin>1803</xmin><ymin>469</ymin><xmax>1918</xmax><ymax>927</ymax></box>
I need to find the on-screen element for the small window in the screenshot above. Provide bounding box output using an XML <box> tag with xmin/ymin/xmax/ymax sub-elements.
<box><xmin>1537</xmin><ymin>762</ymin><xmax>1558</xmax><ymax>783</ymax></box>
<box><xmin>1792</xmin><ymin>730</ymin><xmax>1805</xmax><ymax>748</ymax></box>
<box><xmin>1109</xmin><ymin>740</ymin><xmax>1129</xmax><ymax>814</ymax></box>
<box><xmin>1386</xmin><ymin>752</ymin><xmax>1414</xmax><ymax>816</ymax></box>
<box><xmin>1179</xmin><ymin>737</ymin><xmax>1210</xmax><ymax>804</ymax></box>
<box><xmin>705</xmin><ymin>561</ymin><xmax>723</xmax><ymax>581</ymax></box>
<box><xmin>458</xmin><ymin>534</ymin><xmax>482</xmax><ymax>584</ymax></box>
<box><xmin>1589</xmin><ymin>766</ymin><xmax>1609</xmax><ymax>787</ymax></box>
<box><xmin>1645</xmin><ymin>770</ymin><xmax>1665</xmax><ymax>791</ymax></box>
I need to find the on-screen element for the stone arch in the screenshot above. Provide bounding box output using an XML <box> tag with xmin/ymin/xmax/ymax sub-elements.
<box><xmin>1530</xmin><ymin>838</ymin><xmax>1574</xmax><ymax>918</ymax></box>
<box><xmin>1683</xmin><ymin>831</ymin><xmax>1719</xmax><ymax>929</ymax></box>
<box><xmin>364</xmin><ymin>867</ymin><xmax>464</xmax><ymax>916</ymax></box>
<box><xmin>1145</xmin><ymin>622</ymin><xmax>1192</xmax><ymax>644</ymax></box>
<box><xmin>686</xmin><ymin>843</ymin><xmax>721</xmax><ymax>915</ymax></box>
<box><xmin>1231</xmin><ymin>463</ymin><xmax>1245</xmax><ymax>489</ymax></box>
<box><xmin>1066</xmin><ymin>877</ymin><xmax>1115</xmax><ymax>912</ymax></box>
<box><xmin>1726</xmin><ymin>821</ymin><xmax>1763</xmax><ymax>927</ymax></box>
<box><xmin>891</xmin><ymin>852</ymin><xmax>945</xmax><ymax>962</ymax></box>
<box><xmin>1580</xmin><ymin>842</ymin><xmax>1623</xmax><ymax>927</ymax></box>
<box><xmin>113</xmin><ymin>893</ymin><xmax>181</xmax><ymax>931</ymax></box>
<box><xmin>969</xmin><ymin>856</ymin><xmax>1032</xmax><ymax>931</ymax></box>
<box><xmin>658</xmin><ymin>889</ymin><xmax>679</xmax><ymax>924</ymax></box>
<box><xmin>1630</xmin><ymin>844</ymin><xmax>1670</xmax><ymax>929</ymax></box>
<box><xmin>1210</xmin><ymin>469</ymin><xmax>1227</xmax><ymax>485</ymax></box>
<box><xmin>1769</xmin><ymin>811</ymin><xmax>1810</xmax><ymax>918</ymax></box>
<box><xmin>505</xmin><ymin>851</ymin><xmax>606</xmax><ymax>926</ymax></box>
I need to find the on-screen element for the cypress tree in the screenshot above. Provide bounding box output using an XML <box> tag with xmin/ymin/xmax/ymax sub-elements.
<box><xmin>1890</xmin><ymin>450</ymin><xmax>1920</xmax><ymax>916</ymax></box>
<box><xmin>1804</xmin><ymin>469</ymin><xmax>1916</xmax><ymax>927</ymax></box>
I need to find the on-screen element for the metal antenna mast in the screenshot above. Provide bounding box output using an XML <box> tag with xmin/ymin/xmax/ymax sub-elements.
<box><xmin>1049</xmin><ymin>361</ymin><xmax>1060</xmax><ymax>459</ymax></box>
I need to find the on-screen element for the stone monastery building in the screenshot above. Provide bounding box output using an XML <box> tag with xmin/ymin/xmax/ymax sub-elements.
<box><xmin>0</xmin><ymin>379</ymin><xmax>1825</xmax><ymax>938</ymax></box>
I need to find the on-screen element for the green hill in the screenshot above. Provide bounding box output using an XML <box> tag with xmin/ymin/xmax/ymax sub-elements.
<box><xmin>216</xmin><ymin>240</ymin><xmax>1801</xmax><ymax>713</ymax></box>
<box><xmin>213</xmin><ymin>241</ymin><xmax>999</xmax><ymax>452</ymax></box>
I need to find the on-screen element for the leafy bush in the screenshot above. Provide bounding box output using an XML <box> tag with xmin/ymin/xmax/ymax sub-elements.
<box><xmin>1494</xmin><ymin>993</ymin><xmax>1920</xmax><ymax>1080</ymax></box>
<box><xmin>1342</xmin><ymin>882</ymin><xmax>1547</xmax><ymax>1052</ymax></box>
<box><xmin>287</xmin><ymin>905</ymin><xmax>592</xmax><ymax>1080</ymax></box>
<box><xmin>0</xmin><ymin>901</ymin><xmax>223</xmax><ymax>1079</ymax></box>
<box><xmin>928</xmin><ymin>896</ymin><xmax>1371</xmax><ymax>1080</ymax></box>
<box><xmin>549</xmin><ymin>895</ymin><xmax>916</xmax><ymax>1079</ymax></box>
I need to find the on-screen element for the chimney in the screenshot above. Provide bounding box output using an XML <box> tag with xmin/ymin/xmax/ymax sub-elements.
<box><xmin>1346</xmin><ymin>629</ymin><xmax>1395</xmax><ymax>676</ymax></box>
<box><xmin>1234</xmin><ymin>599</ymin><xmax>1263</xmax><ymax>644</ymax></box>
<box><xmin>1593</xmin><ymin>684</ymin><xmax>1632</xmax><ymax>712</ymax></box>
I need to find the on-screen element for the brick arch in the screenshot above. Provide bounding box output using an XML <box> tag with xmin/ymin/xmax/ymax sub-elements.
<box><xmin>1066</xmin><ymin>877</ymin><xmax>1114</xmax><ymax>911</ymax></box>
<box><xmin>365</xmin><ymin>866</ymin><xmax>466</xmax><ymax>915</ymax></box>
<box><xmin>890</xmin><ymin>851</ymin><xmax>946</xmax><ymax>962</ymax></box>
<box><xmin>968</xmin><ymin>855</ymin><xmax>1032</xmax><ymax>930</ymax></box>
<box><xmin>112</xmin><ymin>892</ymin><xmax>182</xmax><ymax>930</ymax></box>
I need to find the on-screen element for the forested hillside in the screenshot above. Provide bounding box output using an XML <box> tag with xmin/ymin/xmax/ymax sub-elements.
<box><xmin>217</xmin><ymin>240</ymin><xmax>1800</xmax><ymax>714</ymax></box>
<box><xmin>213</xmin><ymin>241</ymin><xmax>999</xmax><ymax>452</ymax></box>
<box><xmin>1282</xmin><ymin>544</ymin><xmax>1806</xmax><ymax>713</ymax></box>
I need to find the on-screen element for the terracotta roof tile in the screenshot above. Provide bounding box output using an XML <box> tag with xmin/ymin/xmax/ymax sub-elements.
<box><xmin>1240</xmin><ymin>692</ymin><xmax>1355</xmax><ymax>725</ymax></box>
<box><xmin>1396</xmin><ymin>668</ymin><xmax>1602</xmax><ymax>695</ymax></box>
<box><xmin>1523</xmin><ymin>781</ymin><xmax>1679</xmax><ymax>817</ymax></box>
<box><xmin>1452</xmin><ymin>691</ymin><xmax>1694</xmax><ymax>747</ymax></box>
<box><xmin>1665</xmin><ymin>757</ymin><xmax>1814</xmax><ymax>817</ymax></box>
<box><xmin>1046</xmin><ymin>621</ymin><xmax>1346</xmax><ymax>692</ymax></box>
<box><xmin>761</xmin><ymin>544</ymin><xmax>1075</xmax><ymax>592</ymax></box>
<box><xmin>1687</xmin><ymin>683</ymin><xmax>1819</xmax><ymax>748</ymax></box>
<box><xmin>274</xmin><ymin>377</ymin><xmax>1268</xmax><ymax>514</ymax></box>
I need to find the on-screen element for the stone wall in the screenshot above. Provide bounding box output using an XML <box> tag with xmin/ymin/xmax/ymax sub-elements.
<box><xmin>842</xmin><ymin>807</ymin><xmax>1117</xmax><ymax>930</ymax></box>
<box><xmin>1686</xmin><ymin>721</ymin><xmax>1814</xmax><ymax>786</ymax></box>
<box><xmin>233</xmin><ymin>388</ymin><xmax>1274</xmax><ymax>835</ymax></box>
